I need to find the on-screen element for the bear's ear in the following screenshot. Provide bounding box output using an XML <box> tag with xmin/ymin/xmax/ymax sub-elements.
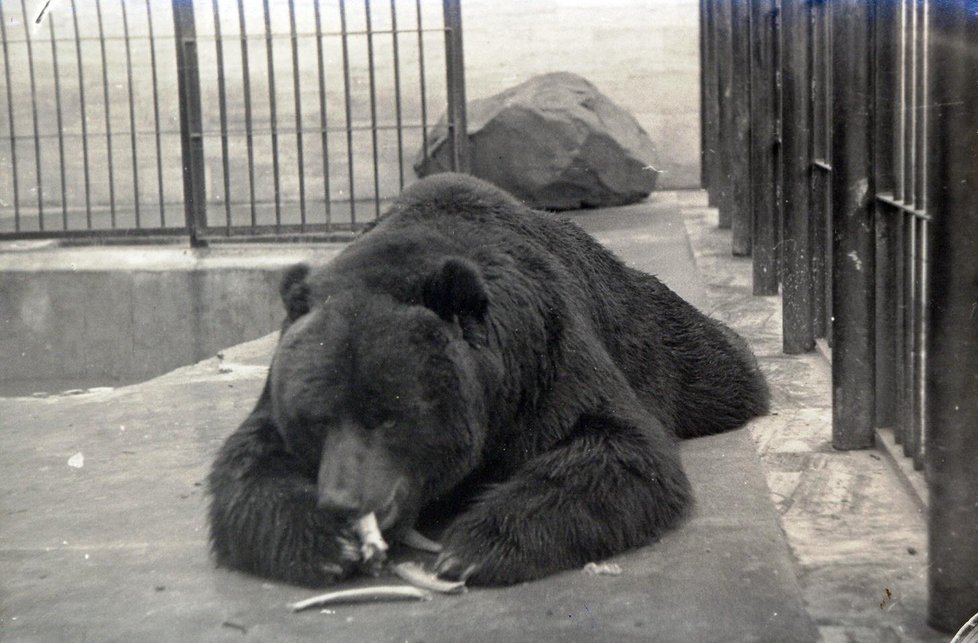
<box><xmin>422</xmin><ymin>257</ymin><xmax>489</xmax><ymax>327</ymax></box>
<box><xmin>280</xmin><ymin>263</ymin><xmax>311</xmax><ymax>321</ymax></box>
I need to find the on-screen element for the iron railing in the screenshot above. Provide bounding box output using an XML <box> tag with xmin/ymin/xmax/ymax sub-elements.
<box><xmin>0</xmin><ymin>0</ymin><xmax>468</xmax><ymax>244</ymax></box>
<box><xmin>700</xmin><ymin>0</ymin><xmax>978</xmax><ymax>632</ymax></box>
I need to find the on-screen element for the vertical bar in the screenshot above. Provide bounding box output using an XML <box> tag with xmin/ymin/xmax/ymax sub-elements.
<box><xmin>146</xmin><ymin>1</ymin><xmax>166</xmax><ymax>226</ymax></box>
<box><xmin>173</xmin><ymin>0</ymin><xmax>207</xmax><ymax>246</ymax></box>
<box><xmin>364</xmin><ymin>0</ymin><xmax>382</xmax><ymax>218</ymax></box>
<box><xmin>831</xmin><ymin>0</ymin><xmax>876</xmax><ymax>450</ymax></box>
<box><xmin>416</xmin><ymin>0</ymin><xmax>429</xmax><ymax>164</ymax></box>
<box><xmin>339</xmin><ymin>0</ymin><xmax>357</xmax><ymax>224</ymax></box>
<box><xmin>911</xmin><ymin>0</ymin><xmax>928</xmax><ymax>469</ymax></box>
<box><xmin>49</xmin><ymin>17</ymin><xmax>68</xmax><ymax>230</ymax></box>
<box><xmin>779</xmin><ymin>0</ymin><xmax>814</xmax><ymax>353</ymax></box>
<box><xmin>699</xmin><ymin>0</ymin><xmax>709</xmax><ymax>190</ymax></box>
<box><xmin>714</xmin><ymin>0</ymin><xmax>734</xmax><ymax>227</ymax></box>
<box><xmin>94</xmin><ymin>0</ymin><xmax>117</xmax><ymax>227</ymax></box>
<box><xmin>0</xmin><ymin>3</ymin><xmax>20</xmax><ymax>231</ymax></box>
<box><xmin>703</xmin><ymin>0</ymin><xmax>720</xmax><ymax>205</ymax></box>
<box><xmin>926</xmin><ymin>0</ymin><xmax>978</xmax><ymax>631</ymax></box>
<box><xmin>313</xmin><ymin>0</ymin><xmax>332</xmax><ymax>226</ymax></box>
<box><xmin>262</xmin><ymin>0</ymin><xmax>281</xmax><ymax>229</ymax></box>
<box><xmin>750</xmin><ymin>0</ymin><xmax>780</xmax><ymax>295</ymax></box>
<box><xmin>20</xmin><ymin>0</ymin><xmax>44</xmax><ymax>230</ymax></box>
<box><xmin>287</xmin><ymin>0</ymin><xmax>306</xmax><ymax>228</ymax></box>
<box><xmin>729</xmin><ymin>0</ymin><xmax>751</xmax><ymax>256</ymax></box>
<box><xmin>902</xmin><ymin>0</ymin><xmax>916</xmax><ymax>202</ymax></box>
<box><xmin>69</xmin><ymin>0</ymin><xmax>92</xmax><ymax>228</ymax></box>
<box><xmin>442</xmin><ymin>0</ymin><xmax>469</xmax><ymax>173</ymax></box>
<box><xmin>893</xmin><ymin>201</ymin><xmax>907</xmax><ymax>445</ymax></box>
<box><xmin>391</xmin><ymin>0</ymin><xmax>405</xmax><ymax>190</ymax></box>
<box><xmin>902</xmin><ymin>204</ymin><xmax>916</xmax><ymax>456</ymax></box>
<box><xmin>236</xmin><ymin>0</ymin><xmax>257</xmax><ymax>227</ymax></box>
<box><xmin>212</xmin><ymin>0</ymin><xmax>232</xmax><ymax>234</ymax></box>
<box><xmin>121</xmin><ymin>0</ymin><xmax>141</xmax><ymax>228</ymax></box>
<box><xmin>874</xmin><ymin>0</ymin><xmax>899</xmax><ymax>429</ymax></box>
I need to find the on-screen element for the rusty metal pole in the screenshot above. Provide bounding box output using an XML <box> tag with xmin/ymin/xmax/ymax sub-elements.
<box><xmin>925</xmin><ymin>0</ymin><xmax>978</xmax><ymax>632</ymax></box>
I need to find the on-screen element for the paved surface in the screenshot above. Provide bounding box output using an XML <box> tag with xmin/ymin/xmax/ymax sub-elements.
<box><xmin>0</xmin><ymin>194</ymin><xmax>818</xmax><ymax>641</ymax></box>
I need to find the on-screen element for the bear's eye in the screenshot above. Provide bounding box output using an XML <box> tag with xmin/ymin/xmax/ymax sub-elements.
<box><xmin>377</xmin><ymin>419</ymin><xmax>397</xmax><ymax>431</ymax></box>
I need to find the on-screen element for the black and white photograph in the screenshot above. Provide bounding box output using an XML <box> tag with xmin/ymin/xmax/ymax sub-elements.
<box><xmin>1</xmin><ymin>0</ymin><xmax>976</xmax><ymax>640</ymax></box>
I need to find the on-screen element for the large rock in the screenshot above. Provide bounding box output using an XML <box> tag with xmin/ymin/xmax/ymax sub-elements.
<box><xmin>414</xmin><ymin>72</ymin><xmax>660</xmax><ymax>210</ymax></box>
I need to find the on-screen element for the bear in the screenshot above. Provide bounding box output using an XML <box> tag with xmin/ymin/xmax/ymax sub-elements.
<box><xmin>207</xmin><ymin>173</ymin><xmax>769</xmax><ymax>587</ymax></box>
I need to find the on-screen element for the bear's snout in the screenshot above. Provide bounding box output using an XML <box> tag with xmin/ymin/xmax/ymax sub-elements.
<box><xmin>317</xmin><ymin>423</ymin><xmax>405</xmax><ymax>523</ymax></box>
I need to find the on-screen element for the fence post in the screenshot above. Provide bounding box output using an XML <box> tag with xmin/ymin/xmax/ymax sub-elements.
<box><xmin>830</xmin><ymin>1</ymin><xmax>876</xmax><ymax>449</ymax></box>
<box><xmin>926</xmin><ymin>1</ymin><xmax>978</xmax><ymax>633</ymax></box>
<box><xmin>702</xmin><ymin>0</ymin><xmax>720</xmax><ymax>206</ymax></box>
<box><xmin>442</xmin><ymin>0</ymin><xmax>469</xmax><ymax>174</ymax></box>
<box><xmin>714</xmin><ymin>0</ymin><xmax>734</xmax><ymax>228</ymax></box>
<box><xmin>172</xmin><ymin>0</ymin><xmax>207</xmax><ymax>247</ymax></box>
<box><xmin>779</xmin><ymin>0</ymin><xmax>813</xmax><ymax>353</ymax></box>
<box><xmin>729</xmin><ymin>0</ymin><xmax>751</xmax><ymax>256</ymax></box>
<box><xmin>749</xmin><ymin>0</ymin><xmax>780</xmax><ymax>295</ymax></box>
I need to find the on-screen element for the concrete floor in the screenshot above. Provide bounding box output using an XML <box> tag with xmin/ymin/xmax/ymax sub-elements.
<box><xmin>0</xmin><ymin>192</ymin><xmax>944</xmax><ymax>641</ymax></box>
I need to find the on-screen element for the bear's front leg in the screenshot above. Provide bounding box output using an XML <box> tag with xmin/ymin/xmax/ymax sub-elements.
<box><xmin>207</xmin><ymin>389</ymin><xmax>361</xmax><ymax>587</ymax></box>
<box><xmin>436</xmin><ymin>412</ymin><xmax>693</xmax><ymax>585</ymax></box>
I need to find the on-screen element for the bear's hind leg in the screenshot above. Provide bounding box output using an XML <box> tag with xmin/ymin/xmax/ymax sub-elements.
<box><xmin>436</xmin><ymin>411</ymin><xmax>692</xmax><ymax>585</ymax></box>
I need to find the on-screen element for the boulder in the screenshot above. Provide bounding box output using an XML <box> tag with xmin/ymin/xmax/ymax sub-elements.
<box><xmin>414</xmin><ymin>72</ymin><xmax>660</xmax><ymax>210</ymax></box>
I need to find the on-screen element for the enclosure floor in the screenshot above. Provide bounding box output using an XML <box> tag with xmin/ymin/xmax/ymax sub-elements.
<box><xmin>0</xmin><ymin>192</ymin><xmax>937</xmax><ymax>641</ymax></box>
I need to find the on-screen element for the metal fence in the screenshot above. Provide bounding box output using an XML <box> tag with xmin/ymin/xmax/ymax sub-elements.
<box><xmin>0</xmin><ymin>0</ymin><xmax>467</xmax><ymax>244</ymax></box>
<box><xmin>701</xmin><ymin>0</ymin><xmax>978</xmax><ymax>632</ymax></box>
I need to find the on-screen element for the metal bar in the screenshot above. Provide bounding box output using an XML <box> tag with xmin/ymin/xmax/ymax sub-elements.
<box><xmin>287</xmin><ymin>0</ymin><xmax>306</xmax><ymax>228</ymax></box>
<box><xmin>313</xmin><ymin>0</ymin><xmax>332</xmax><ymax>226</ymax></box>
<box><xmin>2</xmin><ymin>27</ymin><xmax>445</xmax><ymax>45</ymax></box>
<box><xmin>94</xmin><ymin>0</ymin><xmax>116</xmax><ymax>227</ymax></box>
<box><xmin>416</xmin><ymin>0</ymin><xmax>429</xmax><ymax>164</ymax></box>
<box><xmin>749</xmin><ymin>0</ymin><xmax>780</xmax><ymax>295</ymax></box>
<box><xmin>172</xmin><ymin>0</ymin><xmax>207</xmax><ymax>246</ymax></box>
<box><xmin>120</xmin><ymin>0</ymin><xmax>141</xmax><ymax>228</ymax></box>
<box><xmin>1</xmin><ymin>3</ymin><xmax>21</xmax><ymax>231</ymax></box>
<box><xmin>262</xmin><ymin>0</ymin><xmax>281</xmax><ymax>229</ymax></box>
<box><xmin>703</xmin><ymin>0</ymin><xmax>719</xmax><ymax>205</ymax></box>
<box><xmin>893</xmin><ymin>202</ymin><xmax>907</xmax><ymax>446</ymax></box>
<box><xmin>730</xmin><ymin>0</ymin><xmax>751</xmax><ymax>256</ymax></box>
<box><xmin>779</xmin><ymin>0</ymin><xmax>814</xmax><ymax>353</ymax></box>
<box><xmin>926</xmin><ymin>1</ymin><xmax>978</xmax><ymax>630</ymax></box>
<box><xmin>69</xmin><ymin>0</ymin><xmax>92</xmax><ymax>228</ymax></box>
<box><xmin>442</xmin><ymin>0</ymin><xmax>469</xmax><ymax>172</ymax></box>
<box><xmin>874</xmin><ymin>0</ymin><xmax>900</xmax><ymax>429</ymax></box>
<box><xmin>146</xmin><ymin>1</ymin><xmax>166</xmax><ymax>226</ymax></box>
<box><xmin>699</xmin><ymin>0</ymin><xmax>708</xmax><ymax>190</ymax></box>
<box><xmin>49</xmin><ymin>18</ymin><xmax>68</xmax><ymax>230</ymax></box>
<box><xmin>901</xmin><ymin>207</ymin><xmax>916</xmax><ymax>454</ymax></box>
<box><xmin>714</xmin><ymin>0</ymin><xmax>734</xmax><ymax>227</ymax></box>
<box><xmin>391</xmin><ymin>0</ymin><xmax>405</xmax><ymax>190</ymax></box>
<box><xmin>339</xmin><ymin>0</ymin><xmax>357</xmax><ymax>224</ymax></box>
<box><xmin>212</xmin><ymin>0</ymin><xmax>232</xmax><ymax>234</ymax></box>
<box><xmin>902</xmin><ymin>0</ymin><xmax>915</xmax><ymax>203</ymax></box>
<box><xmin>911</xmin><ymin>0</ymin><xmax>928</xmax><ymax>469</ymax></box>
<box><xmin>236</xmin><ymin>0</ymin><xmax>257</xmax><ymax>227</ymax></box>
<box><xmin>20</xmin><ymin>0</ymin><xmax>44</xmax><ymax>229</ymax></box>
<box><xmin>831</xmin><ymin>0</ymin><xmax>876</xmax><ymax>449</ymax></box>
<box><xmin>364</xmin><ymin>0</ymin><xmax>382</xmax><ymax>218</ymax></box>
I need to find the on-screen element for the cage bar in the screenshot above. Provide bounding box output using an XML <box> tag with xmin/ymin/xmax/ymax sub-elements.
<box><xmin>212</xmin><ymin>0</ymin><xmax>232</xmax><ymax>233</ymax></box>
<box><xmin>779</xmin><ymin>0</ymin><xmax>814</xmax><ymax>353</ymax></box>
<box><xmin>287</xmin><ymin>0</ymin><xmax>306</xmax><ymax>228</ymax></box>
<box><xmin>146</xmin><ymin>1</ymin><xmax>166</xmax><ymax>226</ymax></box>
<box><xmin>925</xmin><ymin>0</ymin><xmax>978</xmax><ymax>630</ymax></box>
<box><xmin>172</xmin><ymin>0</ymin><xmax>206</xmax><ymax>246</ymax></box>
<box><xmin>121</xmin><ymin>0</ymin><xmax>141</xmax><ymax>228</ymax></box>
<box><xmin>391</xmin><ymin>0</ymin><xmax>405</xmax><ymax>190</ymax></box>
<box><xmin>364</xmin><ymin>0</ymin><xmax>382</xmax><ymax>218</ymax></box>
<box><xmin>20</xmin><ymin>0</ymin><xmax>44</xmax><ymax>229</ymax></box>
<box><xmin>262</xmin><ymin>0</ymin><xmax>281</xmax><ymax>229</ymax></box>
<box><xmin>49</xmin><ymin>18</ymin><xmax>68</xmax><ymax>230</ymax></box>
<box><xmin>236</xmin><ymin>0</ymin><xmax>257</xmax><ymax>228</ymax></box>
<box><xmin>714</xmin><ymin>0</ymin><xmax>733</xmax><ymax>228</ymax></box>
<box><xmin>313</xmin><ymin>0</ymin><xmax>332</xmax><ymax>226</ymax></box>
<box><xmin>442</xmin><ymin>0</ymin><xmax>468</xmax><ymax>172</ymax></box>
<box><xmin>416</xmin><ymin>0</ymin><xmax>429</xmax><ymax>164</ymax></box>
<box><xmin>729</xmin><ymin>0</ymin><xmax>751</xmax><ymax>256</ymax></box>
<box><xmin>1</xmin><ymin>3</ymin><xmax>21</xmax><ymax>231</ymax></box>
<box><xmin>339</xmin><ymin>0</ymin><xmax>357</xmax><ymax>224</ymax></box>
<box><xmin>94</xmin><ymin>0</ymin><xmax>117</xmax><ymax>227</ymax></box>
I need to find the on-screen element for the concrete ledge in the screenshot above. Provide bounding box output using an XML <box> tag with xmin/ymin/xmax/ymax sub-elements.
<box><xmin>0</xmin><ymin>243</ymin><xmax>343</xmax><ymax>393</ymax></box>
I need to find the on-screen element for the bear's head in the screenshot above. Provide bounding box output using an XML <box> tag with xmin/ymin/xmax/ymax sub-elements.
<box><xmin>269</xmin><ymin>259</ymin><xmax>490</xmax><ymax>531</ymax></box>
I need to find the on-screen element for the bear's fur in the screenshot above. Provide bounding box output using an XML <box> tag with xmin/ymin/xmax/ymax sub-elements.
<box><xmin>207</xmin><ymin>174</ymin><xmax>768</xmax><ymax>587</ymax></box>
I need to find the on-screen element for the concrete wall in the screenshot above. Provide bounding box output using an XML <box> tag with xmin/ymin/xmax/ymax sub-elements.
<box><xmin>0</xmin><ymin>244</ymin><xmax>341</xmax><ymax>393</ymax></box>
